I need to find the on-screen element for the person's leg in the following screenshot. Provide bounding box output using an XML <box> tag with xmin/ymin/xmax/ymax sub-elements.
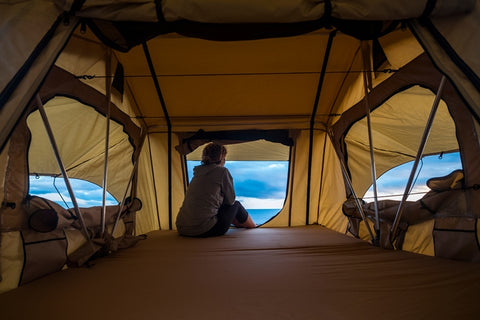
<box><xmin>197</xmin><ymin>201</ymin><xmax>256</xmax><ymax>237</ymax></box>
<box><xmin>197</xmin><ymin>203</ymin><xmax>239</xmax><ymax>237</ymax></box>
<box><xmin>231</xmin><ymin>201</ymin><xmax>256</xmax><ymax>228</ymax></box>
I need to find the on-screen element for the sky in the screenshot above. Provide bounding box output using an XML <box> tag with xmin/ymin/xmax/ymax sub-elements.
<box><xmin>187</xmin><ymin>160</ymin><xmax>289</xmax><ymax>209</ymax></box>
<box><xmin>29</xmin><ymin>176</ymin><xmax>117</xmax><ymax>208</ymax></box>
<box><xmin>29</xmin><ymin>153</ymin><xmax>461</xmax><ymax>210</ymax></box>
<box><xmin>363</xmin><ymin>152</ymin><xmax>461</xmax><ymax>202</ymax></box>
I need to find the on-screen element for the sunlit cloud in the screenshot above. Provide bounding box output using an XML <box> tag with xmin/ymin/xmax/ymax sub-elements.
<box><xmin>364</xmin><ymin>185</ymin><xmax>430</xmax><ymax>202</ymax></box>
<box><xmin>237</xmin><ymin>196</ymin><xmax>284</xmax><ymax>209</ymax></box>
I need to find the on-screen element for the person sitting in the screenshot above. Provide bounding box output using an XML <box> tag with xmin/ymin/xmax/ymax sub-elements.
<box><xmin>175</xmin><ymin>143</ymin><xmax>256</xmax><ymax>237</ymax></box>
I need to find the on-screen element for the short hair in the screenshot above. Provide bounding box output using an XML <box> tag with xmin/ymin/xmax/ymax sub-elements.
<box><xmin>202</xmin><ymin>143</ymin><xmax>227</xmax><ymax>165</ymax></box>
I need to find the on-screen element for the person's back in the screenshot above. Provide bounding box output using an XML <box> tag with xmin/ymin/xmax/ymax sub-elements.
<box><xmin>175</xmin><ymin>143</ymin><xmax>256</xmax><ymax>237</ymax></box>
<box><xmin>176</xmin><ymin>163</ymin><xmax>235</xmax><ymax>236</ymax></box>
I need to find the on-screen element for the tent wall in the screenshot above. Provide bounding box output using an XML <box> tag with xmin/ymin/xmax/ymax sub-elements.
<box><xmin>261</xmin><ymin>129</ymin><xmax>348</xmax><ymax>230</ymax></box>
<box><xmin>409</xmin><ymin>2</ymin><xmax>480</xmax><ymax>119</ymax></box>
<box><xmin>316</xmin><ymin>136</ymin><xmax>349</xmax><ymax>232</ymax></box>
<box><xmin>332</xmin><ymin>54</ymin><xmax>477</xmax><ymax>197</ymax></box>
<box><xmin>0</xmin><ymin>2</ymin><xmax>76</xmax><ymax>151</ymax></box>
<box><xmin>135</xmin><ymin>137</ymin><xmax>160</xmax><ymax>233</ymax></box>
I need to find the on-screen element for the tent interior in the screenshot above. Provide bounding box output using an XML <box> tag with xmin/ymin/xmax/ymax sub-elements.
<box><xmin>1</xmin><ymin>1</ymin><xmax>480</xmax><ymax>318</ymax></box>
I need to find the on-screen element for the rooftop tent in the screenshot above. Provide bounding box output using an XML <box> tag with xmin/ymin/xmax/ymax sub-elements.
<box><xmin>1</xmin><ymin>0</ymin><xmax>480</xmax><ymax>299</ymax></box>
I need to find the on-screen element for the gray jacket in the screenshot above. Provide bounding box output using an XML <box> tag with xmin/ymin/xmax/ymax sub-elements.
<box><xmin>176</xmin><ymin>164</ymin><xmax>235</xmax><ymax>236</ymax></box>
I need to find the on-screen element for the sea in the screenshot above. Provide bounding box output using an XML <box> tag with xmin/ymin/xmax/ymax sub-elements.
<box><xmin>247</xmin><ymin>208</ymin><xmax>281</xmax><ymax>225</ymax></box>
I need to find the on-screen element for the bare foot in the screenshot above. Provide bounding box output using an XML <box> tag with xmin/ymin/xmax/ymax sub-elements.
<box><xmin>233</xmin><ymin>215</ymin><xmax>257</xmax><ymax>228</ymax></box>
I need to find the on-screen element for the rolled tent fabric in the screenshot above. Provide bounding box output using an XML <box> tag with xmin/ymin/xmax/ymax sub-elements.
<box><xmin>52</xmin><ymin>0</ymin><xmax>477</xmax><ymax>23</ymax></box>
<box><xmin>161</xmin><ymin>0</ymin><xmax>475</xmax><ymax>23</ymax></box>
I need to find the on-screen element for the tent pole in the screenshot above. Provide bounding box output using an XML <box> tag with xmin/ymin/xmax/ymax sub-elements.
<box><xmin>306</xmin><ymin>30</ymin><xmax>336</xmax><ymax>224</ymax></box>
<box><xmin>101</xmin><ymin>47</ymin><xmax>113</xmax><ymax>237</ymax></box>
<box><xmin>361</xmin><ymin>41</ymin><xmax>381</xmax><ymax>245</ymax></box>
<box><xmin>35</xmin><ymin>94</ymin><xmax>94</xmax><ymax>249</ymax></box>
<box><xmin>389</xmin><ymin>75</ymin><xmax>447</xmax><ymax>244</ymax></box>
<box><xmin>142</xmin><ymin>42</ymin><xmax>173</xmax><ymax>230</ymax></box>
<box><xmin>328</xmin><ymin>129</ymin><xmax>375</xmax><ymax>242</ymax></box>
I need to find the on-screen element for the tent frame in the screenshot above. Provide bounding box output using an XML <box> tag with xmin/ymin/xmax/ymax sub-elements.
<box><xmin>35</xmin><ymin>94</ymin><xmax>93</xmax><ymax>249</ymax></box>
<box><xmin>390</xmin><ymin>75</ymin><xmax>447</xmax><ymax>243</ymax></box>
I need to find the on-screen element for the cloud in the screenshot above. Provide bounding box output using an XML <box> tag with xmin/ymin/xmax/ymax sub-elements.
<box><xmin>187</xmin><ymin>160</ymin><xmax>289</xmax><ymax>209</ymax></box>
<box><xmin>29</xmin><ymin>176</ymin><xmax>117</xmax><ymax>208</ymax></box>
<box><xmin>236</xmin><ymin>196</ymin><xmax>284</xmax><ymax>209</ymax></box>
<box><xmin>234</xmin><ymin>179</ymin><xmax>286</xmax><ymax>199</ymax></box>
<box><xmin>227</xmin><ymin>161</ymin><xmax>288</xmax><ymax>197</ymax></box>
<box><xmin>365</xmin><ymin>152</ymin><xmax>462</xmax><ymax>202</ymax></box>
<box><xmin>364</xmin><ymin>185</ymin><xmax>430</xmax><ymax>202</ymax></box>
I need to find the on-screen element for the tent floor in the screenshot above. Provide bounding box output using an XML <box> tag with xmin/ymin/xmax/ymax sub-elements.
<box><xmin>1</xmin><ymin>225</ymin><xmax>479</xmax><ymax>319</ymax></box>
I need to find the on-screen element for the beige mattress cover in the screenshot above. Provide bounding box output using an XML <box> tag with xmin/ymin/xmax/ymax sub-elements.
<box><xmin>1</xmin><ymin>225</ymin><xmax>479</xmax><ymax>319</ymax></box>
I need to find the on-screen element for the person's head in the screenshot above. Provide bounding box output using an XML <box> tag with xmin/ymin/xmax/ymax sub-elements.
<box><xmin>202</xmin><ymin>143</ymin><xmax>227</xmax><ymax>166</ymax></box>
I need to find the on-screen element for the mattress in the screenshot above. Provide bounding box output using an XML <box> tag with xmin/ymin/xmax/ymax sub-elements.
<box><xmin>0</xmin><ymin>225</ymin><xmax>479</xmax><ymax>319</ymax></box>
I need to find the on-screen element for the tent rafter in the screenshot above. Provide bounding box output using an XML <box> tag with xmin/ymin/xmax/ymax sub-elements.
<box><xmin>306</xmin><ymin>29</ymin><xmax>337</xmax><ymax>224</ymax></box>
<box><xmin>389</xmin><ymin>75</ymin><xmax>447</xmax><ymax>244</ymax></box>
<box><xmin>142</xmin><ymin>42</ymin><xmax>174</xmax><ymax>230</ymax></box>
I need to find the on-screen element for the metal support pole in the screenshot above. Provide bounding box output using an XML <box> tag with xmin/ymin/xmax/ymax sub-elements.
<box><xmin>361</xmin><ymin>41</ymin><xmax>381</xmax><ymax>245</ymax></box>
<box><xmin>143</xmin><ymin>42</ymin><xmax>173</xmax><ymax>229</ymax></box>
<box><xmin>328</xmin><ymin>129</ymin><xmax>375</xmax><ymax>242</ymax></box>
<box><xmin>389</xmin><ymin>75</ymin><xmax>447</xmax><ymax>243</ymax></box>
<box><xmin>307</xmin><ymin>30</ymin><xmax>336</xmax><ymax>225</ymax></box>
<box><xmin>101</xmin><ymin>48</ymin><xmax>112</xmax><ymax>237</ymax></box>
<box><xmin>35</xmin><ymin>94</ymin><xmax>93</xmax><ymax>248</ymax></box>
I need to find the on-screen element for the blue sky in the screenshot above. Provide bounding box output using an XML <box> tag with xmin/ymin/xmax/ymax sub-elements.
<box><xmin>364</xmin><ymin>152</ymin><xmax>461</xmax><ymax>201</ymax></box>
<box><xmin>29</xmin><ymin>153</ymin><xmax>461</xmax><ymax>209</ymax></box>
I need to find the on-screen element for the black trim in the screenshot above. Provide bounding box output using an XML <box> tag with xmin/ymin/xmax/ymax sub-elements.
<box><xmin>420</xmin><ymin>0</ymin><xmax>437</xmax><ymax>19</ymax></box>
<box><xmin>146</xmin><ymin>134</ymin><xmax>161</xmax><ymax>229</ymax></box>
<box><xmin>287</xmin><ymin>144</ymin><xmax>295</xmax><ymax>227</ymax></box>
<box><xmin>316</xmin><ymin>131</ymin><xmax>329</xmax><ymax>222</ymax></box>
<box><xmin>180</xmin><ymin>129</ymin><xmax>293</xmax><ymax>150</ymax></box>
<box><xmin>154</xmin><ymin>0</ymin><xmax>166</xmax><ymax>23</ymax></box>
<box><xmin>330</xmin><ymin>19</ymin><xmax>400</xmax><ymax>41</ymax></box>
<box><xmin>18</xmin><ymin>232</ymin><xmax>27</xmax><ymax>286</ymax></box>
<box><xmin>433</xmin><ymin>228</ymin><xmax>475</xmax><ymax>233</ymax></box>
<box><xmin>322</xmin><ymin>0</ymin><xmax>332</xmax><ymax>22</ymax></box>
<box><xmin>67</xmin><ymin>0</ymin><xmax>86</xmax><ymax>19</ymax></box>
<box><xmin>23</xmin><ymin>237</ymin><xmax>68</xmax><ymax>245</ymax></box>
<box><xmin>87</xmin><ymin>19</ymin><xmax>174</xmax><ymax>53</ymax></box>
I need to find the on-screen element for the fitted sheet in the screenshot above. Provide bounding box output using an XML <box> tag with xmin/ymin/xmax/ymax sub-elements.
<box><xmin>0</xmin><ymin>225</ymin><xmax>479</xmax><ymax>319</ymax></box>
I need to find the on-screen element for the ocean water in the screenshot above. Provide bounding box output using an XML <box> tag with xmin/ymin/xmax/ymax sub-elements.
<box><xmin>247</xmin><ymin>208</ymin><xmax>281</xmax><ymax>225</ymax></box>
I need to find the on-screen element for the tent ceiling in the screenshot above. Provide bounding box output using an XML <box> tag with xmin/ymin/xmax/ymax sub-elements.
<box><xmin>67</xmin><ymin>28</ymin><xmax>373</xmax><ymax>132</ymax></box>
